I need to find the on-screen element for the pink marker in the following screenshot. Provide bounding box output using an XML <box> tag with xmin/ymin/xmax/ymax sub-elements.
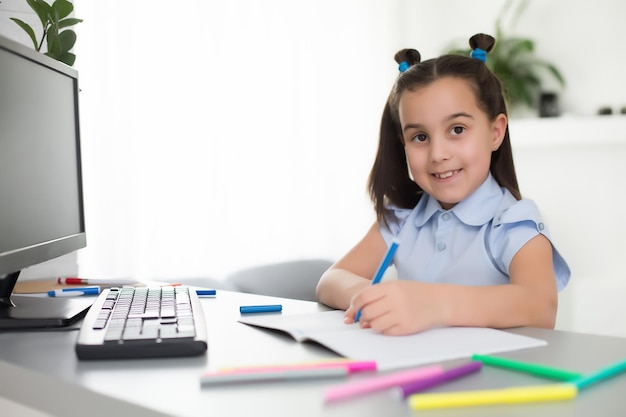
<box><xmin>324</xmin><ymin>365</ymin><xmax>444</xmax><ymax>403</ymax></box>
<box><xmin>221</xmin><ymin>360</ymin><xmax>377</xmax><ymax>375</ymax></box>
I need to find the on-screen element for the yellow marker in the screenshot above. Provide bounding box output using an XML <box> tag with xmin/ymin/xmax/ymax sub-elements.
<box><xmin>408</xmin><ymin>384</ymin><xmax>577</xmax><ymax>410</ymax></box>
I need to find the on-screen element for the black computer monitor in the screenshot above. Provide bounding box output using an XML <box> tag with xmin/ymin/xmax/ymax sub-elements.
<box><xmin>0</xmin><ymin>35</ymin><xmax>93</xmax><ymax>330</ymax></box>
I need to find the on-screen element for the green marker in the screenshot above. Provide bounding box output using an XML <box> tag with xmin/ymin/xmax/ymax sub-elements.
<box><xmin>472</xmin><ymin>354</ymin><xmax>582</xmax><ymax>381</ymax></box>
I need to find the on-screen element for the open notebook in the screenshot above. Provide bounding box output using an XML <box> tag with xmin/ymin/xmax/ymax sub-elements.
<box><xmin>239</xmin><ymin>310</ymin><xmax>547</xmax><ymax>371</ymax></box>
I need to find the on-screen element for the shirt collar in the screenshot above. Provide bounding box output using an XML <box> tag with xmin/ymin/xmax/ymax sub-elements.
<box><xmin>414</xmin><ymin>174</ymin><xmax>505</xmax><ymax>227</ymax></box>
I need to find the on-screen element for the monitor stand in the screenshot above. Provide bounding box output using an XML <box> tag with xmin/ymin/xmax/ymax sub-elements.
<box><xmin>0</xmin><ymin>271</ymin><xmax>94</xmax><ymax>330</ymax></box>
<box><xmin>0</xmin><ymin>295</ymin><xmax>94</xmax><ymax>330</ymax></box>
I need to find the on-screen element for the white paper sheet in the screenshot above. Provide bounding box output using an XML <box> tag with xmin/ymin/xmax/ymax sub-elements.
<box><xmin>239</xmin><ymin>310</ymin><xmax>547</xmax><ymax>371</ymax></box>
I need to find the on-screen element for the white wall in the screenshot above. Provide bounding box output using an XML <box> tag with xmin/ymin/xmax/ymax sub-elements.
<box><xmin>59</xmin><ymin>0</ymin><xmax>401</xmax><ymax>280</ymax></box>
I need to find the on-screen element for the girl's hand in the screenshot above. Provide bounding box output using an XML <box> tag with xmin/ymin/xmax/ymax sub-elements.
<box><xmin>344</xmin><ymin>280</ymin><xmax>445</xmax><ymax>335</ymax></box>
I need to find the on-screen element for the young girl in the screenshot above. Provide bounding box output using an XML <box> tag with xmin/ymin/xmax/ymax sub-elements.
<box><xmin>316</xmin><ymin>34</ymin><xmax>570</xmax><ymax>336</ymax></box>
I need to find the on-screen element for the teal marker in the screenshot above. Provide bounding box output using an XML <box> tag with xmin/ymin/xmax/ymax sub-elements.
<box><xmin>570</xmin><ymin>358</ymin><xmax>626</xmax><ymax>390</ymax></box>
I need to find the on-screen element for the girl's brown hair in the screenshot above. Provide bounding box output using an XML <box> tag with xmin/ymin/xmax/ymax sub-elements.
<box><xmin>368</xmin><ymin>34</ymin><xmax>520</xmax><ymax>227</ymax></box>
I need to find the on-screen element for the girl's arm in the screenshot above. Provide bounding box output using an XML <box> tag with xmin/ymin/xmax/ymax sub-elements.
<box><xmin>442</xmin><ymin>233</ymin><xmax>558</xmax><ymax>329</ymax></box>
<box><xmin>344</xmin><ymin>233</ymin><xmax>558</xmax><ymax>335</ymax></box>
<box><xmin>315</xmin><ymin>223</ymin><xmax>389</xmax><ymax>310</ymax></box>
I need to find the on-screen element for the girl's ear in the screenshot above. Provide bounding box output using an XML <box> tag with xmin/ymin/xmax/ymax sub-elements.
<box><xmin>491</xmin><ymin>113</ymin><xmax>507</xmax><ymax>151</ymax></box>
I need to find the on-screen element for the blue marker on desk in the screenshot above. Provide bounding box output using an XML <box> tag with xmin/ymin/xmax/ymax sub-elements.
<box><xmin>196</xmin><ymin>289</ymin><xmax>217</xmax><ymax>297</ymax></box>
<box><xmin>240</xmin><ymin>305</ymin><xmax>283</xmax><ymax>314</ymax></box>
<box><xmin>48</xmin><ymin>286</ymin><xmax>101</xmax><ymax>297</ymax></box>
<box><xmin>354</xmin><ymin>238</ymin><xmax>400</xmax><ymax>323</ymax></box>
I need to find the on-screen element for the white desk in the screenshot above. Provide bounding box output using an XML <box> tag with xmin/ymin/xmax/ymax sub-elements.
<box><xmin>1</xmin><ymin>290</ymin><xmax>626</xmax><ymax>417</ymax></box>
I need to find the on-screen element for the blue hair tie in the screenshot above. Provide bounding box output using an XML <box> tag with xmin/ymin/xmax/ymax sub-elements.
<box><xmin>470</xmin><ymin>48</ymin><xmax>487</xmax><ymax>62</ymax></box>
<box><xmin>398</xmin><ymin>61</ymin><xmax>410</xmax><ymax>73</ymax></box>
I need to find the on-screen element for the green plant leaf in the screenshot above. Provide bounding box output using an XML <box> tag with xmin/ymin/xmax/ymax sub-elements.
<box><xmin>506</xmin><ymin>76</ymin><xmax>534</xmax><ymax>107</ymax></box>
<box><xmin>545</xmin><ymin>65</ymin><xmax>566</xmax><ymax>87</ymax></box>
<box><xmin>46</xmin><ymin>29</ymin><xmax>62</xmax><ymax>56</ymax></box>
<box><xmin>58</xmin><ymin>17</ymin><xmax>83</xmax><ymax>29</ymax></box>
<box><xmin>46</xmin><ymin>30</ymin><xmax>76</xmax><ymax>61</ymax></box>
<box><xmin>48</xmin><ymin>50</ymin><xmax>76</xmax><ymax>66</ymax></box>
<box><xmin>497</xmin><ymin>38</ymin><xmax>534</xmax><ymax>62</ymax></box>
<box><xmin>51</xmin><ymin>0</ymin><xmax>74</xmax><ymax>21</ymax></box>
<box><xmin>57</xmin><ymin>30</ymin><xmax>77</xmax><ymax>52</ymax></box>
<box><xmin>525</xmin><ymin>58</ymin><xmax>566</xmax><ymax>87</ymax></box>
<box><xmin>9</xmin><ymin>18</ymin><xmax>39</xmax><ymax>50</ymax></box>
<box><xmin>26</xmin><ymin>0</ymin><xmax>51</xmax><ymax>29</ymax></box>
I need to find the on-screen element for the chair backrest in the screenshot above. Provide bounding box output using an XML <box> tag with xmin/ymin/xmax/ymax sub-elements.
<box><xmin>225</xmin><ymin>259</ymin><xmax>333</xmax><ymax>302</ymax></box>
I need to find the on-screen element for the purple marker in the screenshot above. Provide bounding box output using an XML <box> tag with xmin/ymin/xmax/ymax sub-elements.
<box><xmin>397</xmin><ymin>361</ymin><xmax>482</xmax><ymax>399</ymax></box>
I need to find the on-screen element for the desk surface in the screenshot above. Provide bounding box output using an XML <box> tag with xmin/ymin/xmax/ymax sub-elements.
<box><xmin>1</xmin><ymin>290</ymin><xmax>626</xmax><ymax>417</ymax></box>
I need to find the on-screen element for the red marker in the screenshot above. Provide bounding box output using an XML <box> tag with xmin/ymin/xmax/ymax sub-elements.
<box><xmin>57</xmin><ymin>277</ymin><xmax>86</xmax><ymax>285</ymax></box>
<box><xmin>57</xmin><ymin>277</ymin><xmax>140</xmax><ymax>285</ymax></box>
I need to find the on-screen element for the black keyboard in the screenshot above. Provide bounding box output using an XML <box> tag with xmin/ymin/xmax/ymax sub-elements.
<box><xmin>75</xmin><ymin>286</ymin><xmax>208</xmax><ymax>360</ymax></box>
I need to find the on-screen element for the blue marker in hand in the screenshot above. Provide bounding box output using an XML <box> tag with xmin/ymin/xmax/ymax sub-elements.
<box><xmin>354</xmin><ymin>238</ymin><xmax>400</xmax><ymax>323</ymax></box>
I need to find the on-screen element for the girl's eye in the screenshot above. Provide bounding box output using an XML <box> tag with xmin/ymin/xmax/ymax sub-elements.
<box><xmin>451</xmin><ymin>126</ymin><xmax>465</xmax><ymax>135</ymax></box>
<box><xmin>411</xmin><ymin>133</ymin><xmax>428</xmax><ymax>143</ymax></box>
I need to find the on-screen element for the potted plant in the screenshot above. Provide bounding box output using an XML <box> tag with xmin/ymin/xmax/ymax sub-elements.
<box><xmin>446</xmin><ymin>0</ymin><xmax>565</xmax><ymax>114</ymax></box>
<box><xmin>10</xmin><ymin>0</ymin><xmax>82</xmax><ymax>66</ymax></box>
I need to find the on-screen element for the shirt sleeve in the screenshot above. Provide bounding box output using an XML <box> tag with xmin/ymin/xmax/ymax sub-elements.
<box><xmin>379</xmin><ymin>205</ymin><xmax>413</xmax><ymax>245</ymax></box>
<box><xmin>490</xmin><ymin>199</ymin><xmax>571</xmax><ymax>291</ymax></box>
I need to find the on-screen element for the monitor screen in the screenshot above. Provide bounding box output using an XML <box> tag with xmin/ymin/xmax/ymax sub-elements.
<box><xmin>0</xmin><ymin>35</ymin><xmax>92</xmax><ymax>329</ymax></box>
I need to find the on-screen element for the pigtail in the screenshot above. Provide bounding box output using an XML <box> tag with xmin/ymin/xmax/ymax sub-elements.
<box><xmin>468</xmin><ymin>33</ymin><xmax>520</xmax><ymax>200</ymax></box>
<box><xmin>469</xmin><ymin>33</ymin><xmax>495</xmax><ymax>62</ymax></box>
<box><xmin>394</xmin><ymin>49</ymin><xmax>421</xmax><ymax>73</ymax></box>
<box><xmin>469</xmin><ymin>33</ymin><xmax>496</xmax><ymax>52</ymax></box>
<box><xmin>368</xmin><ymin>99</ymin><xmax>421</xmax><ymax>228</ymax></box>
<box><xmin>368</xmin><ymin>48</ymin><xmax>424</xmax><ymax>227</ymax></box>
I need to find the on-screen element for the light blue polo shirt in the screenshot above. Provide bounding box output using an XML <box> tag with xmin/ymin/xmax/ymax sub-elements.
<box><xmin>380</xmin><ymin>174</ymin><xmax>570</xmax><ymax>291</ymax></box>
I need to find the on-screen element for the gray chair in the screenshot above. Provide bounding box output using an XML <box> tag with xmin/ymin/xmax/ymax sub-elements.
<box><xmin>175</xmin><ymin>276</ymin><xmax>240</xmax><ymax>291</ymax></box>
<box><xmin>224</xmin><ymin>259</ymin><xmax>333</xmax><ymax>302</ymax></box>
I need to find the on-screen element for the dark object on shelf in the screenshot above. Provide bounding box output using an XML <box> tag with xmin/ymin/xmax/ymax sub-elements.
<box><xmin>621</xmin><ymin>106</ymin><xmax>626</xmax><ymax>115</ymax></box>
<box><xmin>598</xmin><ymin>107</ymin><xmax>613</xmax><ymax>115</ymax></box>
<box><xmin>539</xmin><ymin>92</ymin><xmax>560</xmax><ymax>117</ymax></box>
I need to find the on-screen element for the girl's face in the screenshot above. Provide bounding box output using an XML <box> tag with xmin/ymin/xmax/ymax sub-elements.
<box><xmin>398</xmin><ymin>77</ymin><xmax>507</xmax><ymax>210</ymax></box>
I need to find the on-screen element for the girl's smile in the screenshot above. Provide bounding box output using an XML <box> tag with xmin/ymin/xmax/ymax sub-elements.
<box><xmin>432</xmin><ymin>169</ymin><xmax>461</xmax><ymax>180</ymax></box>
